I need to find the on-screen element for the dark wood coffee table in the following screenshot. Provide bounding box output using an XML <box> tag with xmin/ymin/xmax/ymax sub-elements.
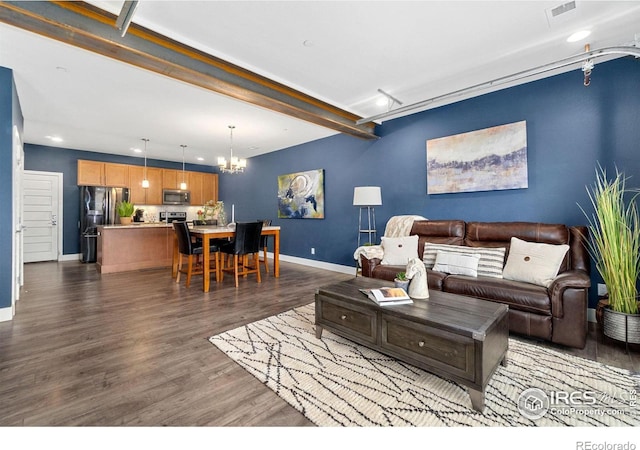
<box><xmin>315</xmin><ymin>277</ymin><xmax>509</xmax><ymax>412</ymax></box>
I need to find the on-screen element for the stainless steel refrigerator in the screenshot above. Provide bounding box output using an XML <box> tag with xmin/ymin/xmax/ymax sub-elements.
<box><xmin>80</xmin><ymin>186</ymin><xmax>130</xmax><ymax>263</ymax></box>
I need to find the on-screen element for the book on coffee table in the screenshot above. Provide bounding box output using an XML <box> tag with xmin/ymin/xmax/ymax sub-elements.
<box><xmin>359</xmin><ymin>287</ymin><xmax>413</xmax><ymax>306</ymax></box>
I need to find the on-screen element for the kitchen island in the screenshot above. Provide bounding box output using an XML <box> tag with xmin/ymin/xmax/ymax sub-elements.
<box><xmin>96</xmin><ymin>223</ymin><xmax>174</xmax><ymax>274</ymax></box>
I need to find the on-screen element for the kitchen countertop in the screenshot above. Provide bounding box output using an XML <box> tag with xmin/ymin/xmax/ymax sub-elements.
<box><xmin>99</xmin><ymin>223</ymin><xmax>174</xmax><ymax>229</ymax></box>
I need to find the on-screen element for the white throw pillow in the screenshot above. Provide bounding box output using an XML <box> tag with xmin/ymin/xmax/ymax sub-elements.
<box><xmin>423</xmin><ymin>243</ymin><xmax>506</xmax><ymax>278</ymax></box>
<box><xmin>380</xmin><ymin>235</ymin><xmax>419</xmax><ymax>265</ymax></box>
<box><xmin>502</xmin><ymin>237</ymin><xmax>570</xmax><ymax>287</ymax></box>
<box><xmin>433</xmin><ymin>250</ymin><xmax>481</xmax><ymax>277</ymax></box>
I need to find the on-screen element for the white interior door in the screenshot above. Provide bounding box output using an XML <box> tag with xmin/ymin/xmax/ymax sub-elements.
<box><xmin>23</xmin><ymin>171</ymin><xmax>63</xmax><ymax>263</ymax></box>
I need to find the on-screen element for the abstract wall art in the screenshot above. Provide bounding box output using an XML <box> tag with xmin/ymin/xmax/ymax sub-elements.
<box><xmin>277</xmin><ymin>169</ymin><xmax>325</xmax><ymax>219</ymax></box>
<box><xmin>426</xmin><ymin>120</ymin><xmax>528</xmax><ymax>194</ymax></box>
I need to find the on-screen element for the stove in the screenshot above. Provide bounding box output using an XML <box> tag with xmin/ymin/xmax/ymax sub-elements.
<box><xmin>160</xmin><ymin>211</ymin><xmax>187</xmax><ymax>223</ymax></box>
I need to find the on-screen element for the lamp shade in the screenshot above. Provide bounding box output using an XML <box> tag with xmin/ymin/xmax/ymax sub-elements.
<box><xmin>353</xmin><ymin>186</ymin><xmax>382</xmax><ymax>206</ymax></box>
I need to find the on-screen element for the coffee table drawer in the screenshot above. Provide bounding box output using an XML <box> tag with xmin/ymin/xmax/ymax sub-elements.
<box><xmin>381</xmin><ymin>314</ymin><xmax>475</xmax><ymax>382</ymax></box>
<box><xmin>317</xmin><ymin>298</ymin><xmax>377</xmax><ymax>344</ymax></box>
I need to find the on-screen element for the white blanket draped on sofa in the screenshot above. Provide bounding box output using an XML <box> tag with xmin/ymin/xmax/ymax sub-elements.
<box><xmin>353</xmin><ymin>215</ymin><xmax>427</xmax><ymax>262</ymax></box>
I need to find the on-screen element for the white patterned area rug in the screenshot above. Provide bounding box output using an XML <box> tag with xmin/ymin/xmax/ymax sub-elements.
<box><xmin>208</xmin><ymin>304</ymin><xmax>640</xmax><ymax>427</ymax></box>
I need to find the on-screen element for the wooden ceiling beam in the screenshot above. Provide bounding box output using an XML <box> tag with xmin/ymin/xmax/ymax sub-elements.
<box><xmin>0</xmin><ymin>1</ymin><xmax>378</xmax><ymax>140</ymax></box>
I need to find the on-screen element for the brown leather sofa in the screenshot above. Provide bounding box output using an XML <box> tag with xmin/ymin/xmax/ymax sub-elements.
<box><xmin>360</xmin><ymin>220</ymin><xmax>591</xmax><ymax>349</ymax></box>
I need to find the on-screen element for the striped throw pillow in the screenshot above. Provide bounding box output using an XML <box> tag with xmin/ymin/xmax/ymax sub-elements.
<box><xmin>423</xmin><ymin>243</ymin><xmax>506</xmax><ymax>278</ymax></box>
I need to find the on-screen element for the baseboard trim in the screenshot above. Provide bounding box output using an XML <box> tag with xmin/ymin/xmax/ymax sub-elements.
<box><xmin>0</xmin><ymin>306</ymin><xmax>14</xmax><ymax>322</ymax></box>
<box><xmin>272</xmin><ymin>253</ymin><xmax>355</xmax><ymax>275</ymax></box>
<box><xmin>59</xmin><ymin>253</ymin><xmax>82</xmax><ymax>262</ymax></box>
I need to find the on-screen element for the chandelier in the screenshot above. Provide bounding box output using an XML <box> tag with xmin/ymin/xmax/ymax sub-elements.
<box><xmin>217</xmin><ymin>125</ymin><xmax>246</xmax><ymax>174</ymax></box>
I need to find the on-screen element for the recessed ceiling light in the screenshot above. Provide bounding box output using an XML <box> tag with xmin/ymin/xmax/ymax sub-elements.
<box><xmin>131</xmin><ymin>147</ymin><xmax>142</xmax><ymax>153</ymax></box>
<box><xmin>567</xmin><ymin>30</ymin><xmax>591</xmax><ymax>43</ymax></box>
<box><xmin>303</xmin><ymin>40</ymin><xmax>314</xmax><ymax>47</ymax></box>
<box><xmin>376</xmin><ymin>97</ymin><xmax>388</xmax><ymax>107</ymax></box>
<box><xmin>196</xmin><ymin>157</ymin><xmax>204</xmax><ymax>161</ymax></box>
<box><xmin>45</xmin><ymin>135</ymin><xmax>63</xmax><ymax>143</ymax></box>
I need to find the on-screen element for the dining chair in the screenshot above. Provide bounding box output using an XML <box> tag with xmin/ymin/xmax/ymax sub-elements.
<box><xmin>173</xmin><ymin>221</ymin><xmax>220</xmax><ymax>287</ymax></box>
<box><xmin>257</xmin><ymin>219</ymin><xmax>272</xmax><ymax>274</ymax></box>
<box><xmin>219</xmin><ymin>221</ymin><xmax>263</xmax><ymax>287</ymax></box>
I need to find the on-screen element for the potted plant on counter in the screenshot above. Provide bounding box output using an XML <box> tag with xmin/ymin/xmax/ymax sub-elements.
<box><xmin>117</xmin><ymin>201</ymin><xmax>135</xmax><ymax>225</ymax></box>
<box><xmin>580</xmin><ymin>165</ymin><xmax>640</xmax><ymax>346</ymax></box>
<box><xmin>394</xmin><ymin>271</ymin><xmax>410</xmax><ymax>291</ymax></box>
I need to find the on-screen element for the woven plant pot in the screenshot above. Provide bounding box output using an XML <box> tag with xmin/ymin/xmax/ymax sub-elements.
<box><xmin>602</xmin><ymin>303</ymin><xmax>640</xmax><ymax>344</ymax></box>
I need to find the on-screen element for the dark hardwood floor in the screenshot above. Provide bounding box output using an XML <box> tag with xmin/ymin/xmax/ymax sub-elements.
<box><xmin>0</xmin><ymin>260</ymin><xmax>637</xmax><ymax>426</ymax></box>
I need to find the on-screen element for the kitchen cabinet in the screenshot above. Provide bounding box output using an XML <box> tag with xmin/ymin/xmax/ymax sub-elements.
<box><xmin>162</xmin><ymin>169</ymin><xmax>179</xmax><ymax>190</ymax></box>
<box><xmin>202</xmin><ymin>173</ymin><xmax>218</xmax><ymax>203</ymax></box>
<box><xmin>145</xmin><ymin>168</ymin><xmax>163</xmax><ymax>205</ymax></box>
<box><xmin>129</xmin><ymin>166</ymin><xmax>146</xmax><ymax>204</ymax></box>
<box><xmin>77</xmin><ymin>161</ymin><xmax>129</xmax><ymax>187</ymax></box>
<box><xmin>104</xmin><ymin>163</ymin><xmax>129</xmax><ymax>187</ymax></box>
<box><xmin>129</xmin><ymin>166</ymin><xmax>163</xmax><ymax>205</ymax></box>
<box><xmin>189</xmin><ymin>172</ymin><xmax>205</xmax><ymax>206</ymax></box>
<box><xmin>77</xmin><ymin>160</ymin><xmax>104</xmax><ymax>186</ymax></box>
<box><xmin>78</xmin><ymin>159</ymin><xmax>214</xmax><ymax>205</ymax></box>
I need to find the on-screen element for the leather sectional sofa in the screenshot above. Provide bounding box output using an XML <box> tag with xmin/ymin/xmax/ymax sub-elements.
<box><xmin>360</xmin><ymin>220</ymin><xmax>591</xmax><ymax>348</ymax></box>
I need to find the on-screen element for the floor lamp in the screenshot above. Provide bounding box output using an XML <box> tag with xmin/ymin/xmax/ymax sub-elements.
<box><xmin>353</xmin><ymin>186</ymin><xmax>382</xmax><ymax>247</ymax></box>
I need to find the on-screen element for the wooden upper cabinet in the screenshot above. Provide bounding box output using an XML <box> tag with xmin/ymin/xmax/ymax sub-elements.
<box><xmin>129</xmin><ymin>166</ymin><xmax>162</xmax><ymax>205</ymax></box>
<box><xmin>104</xmin><ymin>163</ymin><xmax>129</xmax><ymax>187</ymax></box>
<box><xmin>128</xmin><ymin>166</ymin><xmax>146</xmax><ymax>204</ymax></box>
<box><xmin>77</xmin><ymin>160</ymin><xmax>104</xmax><ymax>186</ymax></box>
<box><xmin>189</xmin><ymin>171</ymin><xmax>205</xmax><ymax>206</ymax></box>
<box><xmin>78</xmin><ymin>159</ymin><xmax>216</xmax><ymax>206</ymax></box>
<box><xmin>146</xmin><ymin>168</ymin><xmax>164</xmax><ymax>205</ymax></box>
<box><xmin>202</xmin><ymin>173</ymin><xmax>218</xmax><ymax>203</ymax></box>
<box><xmin>78</xmin><ymin>160</ymin><xmax>129</xmax><ymax>187</ymax></box>
<box><xmin>162</xmin><ymin>169</ymin><xmax>179</xmax><ymax>190</ymax></box>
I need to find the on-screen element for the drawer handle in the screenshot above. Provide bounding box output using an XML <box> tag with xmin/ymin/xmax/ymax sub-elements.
<box><xmin>341</xmin><ymin>315</ymin><xmax>347</xmax><ymax>320</ymax></box>
<box><xmin>418</xmin><ymin>341</ymin><xmax>425</xmax><ymax>347</ymax></box>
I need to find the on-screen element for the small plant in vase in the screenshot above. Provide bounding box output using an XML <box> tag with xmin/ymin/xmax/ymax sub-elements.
<box><xmin>117</xmin><ymin>201</ymin><xmax>135</xmax><ymax>225</ymax></box>
<box><xmin>394</xmin><ymin>271</ymin><xmax>410</xmax><ymax>290</ymax></box>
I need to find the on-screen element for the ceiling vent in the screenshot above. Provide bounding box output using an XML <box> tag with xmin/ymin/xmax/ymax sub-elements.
<box><xmin>546</xmin><ymin>1</ymin><xmax>579</xmax><ymax>27</ymax></box>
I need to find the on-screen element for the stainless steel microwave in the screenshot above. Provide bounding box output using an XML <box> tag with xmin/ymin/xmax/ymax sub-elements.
<box><xmin>162</xmin><ymin>189</ymin><xmax>191</xmax><ymax>205</ymax></box>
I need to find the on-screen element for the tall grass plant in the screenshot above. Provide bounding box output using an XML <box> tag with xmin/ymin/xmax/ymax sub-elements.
<box><xmin>580</xmin><ymin>165</ymin><xmax>640</xmax><ymax>314</ymax></box>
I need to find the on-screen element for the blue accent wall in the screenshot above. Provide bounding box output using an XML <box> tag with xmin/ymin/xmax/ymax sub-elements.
<box><xmin>0</xmin><ymin>67</ymin><xmax>23</xmax><ymax>310</ymax></box>
<box><xmin>219</xmin><ymin>58</ymin><xmax>640</xmax><ymax>307</ymax></box>
<box><xmin>23</xmin><ymin>146</ymin><xmax>215</xmax><ymax>255</ymax></box>
<box><xmin>18</xmin><ymin>58</ymin><xmax>640</xmax><ymax>309</ymax></box>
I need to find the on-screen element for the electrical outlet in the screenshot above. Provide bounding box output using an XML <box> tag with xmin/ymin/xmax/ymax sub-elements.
<box><xmin>597</xmin><ymin>283</ymin><xmax>608</xmax><ymax>296</ymax></box>
<box><xmin>311</xmin><ymin>247</ymin><xmax>315</xmax><ymax>255</ymax></box>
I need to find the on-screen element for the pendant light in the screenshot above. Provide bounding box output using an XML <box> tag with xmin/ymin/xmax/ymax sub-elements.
<box><xmin>180</xmin><ymin>144</ymin><xmax>187</xmax><ymax>190</ymax></box>
<box><xmin>141</xmin><ymin>138</ymin><xmax>150</xmax><ymax>188</ymax></box>
<box><xmin>217</xmin><ymin>125</ymin><xmax>246</xmax><ymax>174</ymax></box>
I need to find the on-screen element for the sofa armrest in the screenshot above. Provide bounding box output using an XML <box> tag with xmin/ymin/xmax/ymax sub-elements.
<box><xmin>360</xmin><ymin>255</ymin><xmax>382</xmax><ymax>278</ymax></box>
<box><xmin>549</xmin><ymin>270</ymin><xmax>591</xmax><ymax>318</ymax></box>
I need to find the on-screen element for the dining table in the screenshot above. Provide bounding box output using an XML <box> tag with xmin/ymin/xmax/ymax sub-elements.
<box><xmin>172</xmin><ymin>224</ymin><xmax>281</xmax><ymax>292</ymax></box>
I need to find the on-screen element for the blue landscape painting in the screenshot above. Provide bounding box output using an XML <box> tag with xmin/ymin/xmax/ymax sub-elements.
<box><xmin>427</xmin><ymin>121</ymin><xmax>528</xmax><ymax>194</ymax></box>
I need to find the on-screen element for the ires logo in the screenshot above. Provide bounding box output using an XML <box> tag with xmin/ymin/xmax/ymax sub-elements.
<box><xmin>518</xmin><ymin>388</ymin><xmax>599</xmax><ymax>420</ymax></box>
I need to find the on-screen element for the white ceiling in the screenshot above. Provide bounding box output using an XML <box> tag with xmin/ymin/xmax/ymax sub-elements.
<box><xmin>1</xmin><ymin>1</ymin><xmax>639</xmax><ymax>165</ymax></box>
